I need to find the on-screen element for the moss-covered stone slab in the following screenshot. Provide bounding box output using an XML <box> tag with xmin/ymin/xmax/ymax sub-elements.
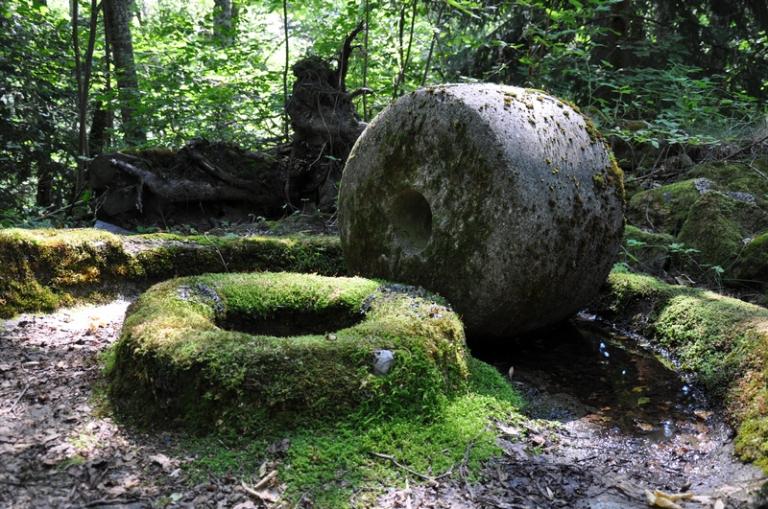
<box><xmin>107</xmin><ymin>272</ymin><xmax>469</xmax><ymax>430</ymax></box>
<box><xmin>0</xmin><ymin>228</ymin><xmax>344</xmax><ymax>318</ymax></box>
<box><xmin>339</xmin><ymin>84</ymin><xmax>624</xmax><ymax>337</ymax></box>
<box><xmin>598</xmin><ymin>268</ymin><xmax>768</xmax><ymax>469</ymax></box>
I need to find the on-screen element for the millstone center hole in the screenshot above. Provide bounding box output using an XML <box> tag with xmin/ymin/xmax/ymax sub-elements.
<box><xmin>390</xmin><ymin>189</ymin><xmax>432</xmax><ymax>253</ymax></box>
<box><xmin>216</xmin><ymin>306</ymin><xmax>364</xmax><ymax>337</ymax></box>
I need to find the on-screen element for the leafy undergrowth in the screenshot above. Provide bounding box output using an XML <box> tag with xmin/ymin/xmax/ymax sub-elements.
<box><xmin>600</xmin><ymin>266</ymin><xmax>768</xmax><ymax>470</ymax></box>
<box><xmin>179</xmin><ymin>358</ymin><xmax>525</xmax><ymax>508</ymax></box>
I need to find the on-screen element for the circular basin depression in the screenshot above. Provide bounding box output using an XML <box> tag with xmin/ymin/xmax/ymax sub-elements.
<box><xmin>107</xmin><ymin>272</ymin><xmax>469</xmax><ymax>429</ymax></box>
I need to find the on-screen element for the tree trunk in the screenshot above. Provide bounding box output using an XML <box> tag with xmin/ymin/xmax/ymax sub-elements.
<box><xmin>213</xmin><ymin>0</ymin><xmax>234</xmax><ymax>44</ymax></box>
<box><xmin>71</xmin><ymin>0</ymin><xmax>101</xmax><ymax>201</ymax></box>
<box><xmin>104</xmin><ymin>0</ymin><xmax>145</xmax><ymax>145</ymax></box>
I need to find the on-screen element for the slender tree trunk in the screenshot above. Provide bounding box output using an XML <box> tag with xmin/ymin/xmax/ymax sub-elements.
<box><xmin>71</xmin><ymin>0</ymin><xmax>101</xmax><ymax>201</ymax></box>
<box><xmin>91</xmin><ymin>18</ymin><xmax>114</xmax><ymax>154</ymax></box>
<box><xmin>104</xmin><ymin>0</ymin><xmax>145</xmax><ymax>145</ymax></box>
<box><xmin>421</xmin><ymin>3</ymin><xmax>443</xmax><ymax>86</ymax></box>
<box><xmin>393</xmin><ymin>0</ymin><xmax>417</xmax><ymax>98</ymax></box>
<box><xmin>213</xmin><ymin>0</ymin><xmax>234</xmax><ymax>44</ymax></box>
<box><xmin>282</xmin><ymin>0</ymin><xmax>290</xmax><ymax>139</ymax></box>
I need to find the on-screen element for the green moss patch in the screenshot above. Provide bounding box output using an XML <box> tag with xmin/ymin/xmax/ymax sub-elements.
<box><xmin>599</xmin><ymin>268</ymin><xmax>768</xmax><ymax>469</ymax></box>
<box><xmin>0</xmin><ymin>228</ymin><xmax>344</xmax><ymax>318</ymax></box>
<box><xmin>107</xmin><ymin>272</ymin><xmax>470</xmax><ymax>431</ymax></box>
<box><xmin>732</xmin><ymin>231</ymin><xmax>768</xmax><ymax>286</ymax></box>
<box><xmin>180</xmin><ymin>357</ymin><xmax>524</xmax><ymax>507</ymax></box>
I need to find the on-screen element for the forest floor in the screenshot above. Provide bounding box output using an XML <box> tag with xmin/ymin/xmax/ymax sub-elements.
<box><xmin>1</xmin><ymin>298</ymin><xmax>765</xmax><ymax>508</ymax></box>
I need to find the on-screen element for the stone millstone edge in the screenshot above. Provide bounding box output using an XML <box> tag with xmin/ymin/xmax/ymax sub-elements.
<box><xmin>106</xmin><ymin>272</ymin><xmax>470</xmax><ymax>430</ymax></box>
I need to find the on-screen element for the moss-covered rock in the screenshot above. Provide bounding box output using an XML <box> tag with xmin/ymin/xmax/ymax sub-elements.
<box><xmin>732</xmin><ymin>231</ymin><xmax>768</xmax><ymax>286</ymax></box>
<box><xmin>627</xmin><ymin>170</ymin><xmax>768</xmax><ymax>277</ymax></box>
<box><xmin>107</xmin><ymin>272</ymin><xmax>470</xmax><ymax>431</ymax></box>
<box><xmin>686</xmin><ymin>160</ymin><xmax>768</xmax><ymax>210</ymax></box>
<box><xmin>598</xmin><ymin>269</ymin><xmax>768</xmax><ymax>469</ymax></box>
<box><xmin>627</xmin><ymin>179</ymin><xmax>708</xmax><ymax>235</ymax></box>
<box><xmin>677</xmin><ymin>192</ymin><xmax>750</xmax><ymax>267</ymax></box>
<box><xmin>0</xmin><ymin>228</ymin><xmax>344</xmax><ymax>318</ymax></box>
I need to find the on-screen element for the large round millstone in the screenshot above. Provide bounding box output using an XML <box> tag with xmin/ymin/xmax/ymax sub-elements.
<box><xmin>338</xmin><ymin>84</ymin><xmax>625</xmax><ymax>337</ymax></box>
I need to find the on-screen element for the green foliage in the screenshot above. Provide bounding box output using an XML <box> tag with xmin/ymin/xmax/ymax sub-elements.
<box><xmin>2</xmin><ymin>0</ymin><xmax>767</xmax><ymax>218</ymax></box>
<box><xmin>442</xmin><ymin>0</ymin><xmax>767</xmax><ymax>147</ymax></box>
<box><xmin>0</xmin><ymin>0</ymin><xmax>76</xmax><ymax>211</ymax></box>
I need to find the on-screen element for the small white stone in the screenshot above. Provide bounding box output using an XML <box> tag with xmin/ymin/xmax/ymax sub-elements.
<box><xmin>373</xmin><ymin>349</ymin><xmax>394</xmax><ymax>375</ymax></box>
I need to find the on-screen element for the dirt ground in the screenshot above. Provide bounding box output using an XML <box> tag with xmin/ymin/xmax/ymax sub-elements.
<box><xmin>1</xmin><ymin>300</ymin><xmax>765</xmax><ymax>508</ymax></box>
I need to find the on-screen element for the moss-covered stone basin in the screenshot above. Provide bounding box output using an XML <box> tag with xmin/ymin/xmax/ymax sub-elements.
<box><xmin>107</xmin><ymin>272</ymin><xmax>470</xmax><ymax>431</ymax></box>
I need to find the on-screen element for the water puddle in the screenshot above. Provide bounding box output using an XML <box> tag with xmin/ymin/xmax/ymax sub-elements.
<box><xmin>467</xmin><ymin>316</ymin><xmax>766</xmax><ymax>508</ymax></box>
<box><xmin>477</xmin><ymin>318</ymin><xmax>707</xmax><ymax>442</ymax></box>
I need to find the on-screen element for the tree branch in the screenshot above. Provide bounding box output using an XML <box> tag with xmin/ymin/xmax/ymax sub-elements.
<box><xmin>336</xmin><ymin>20</ymin><xmax>365</xmax><ymax>92</ymax></box>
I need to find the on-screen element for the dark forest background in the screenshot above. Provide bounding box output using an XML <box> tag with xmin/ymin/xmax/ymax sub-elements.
<box><xmin>1</xmin><ymin>0</ymin><xmax>767</xmax><ymax>225</ymax></box>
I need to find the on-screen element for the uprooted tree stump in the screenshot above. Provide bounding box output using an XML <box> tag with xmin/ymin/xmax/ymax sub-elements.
<box><xmin>286</xmin><ymin>21</ymin><xmax>369</xmax><ymax>211</ymax></box>
<box><xmin>89</xmin><ymin>140</ymin><xmax>290</xmax><ymax>227</ymax></box>
<box><xmin>89</xmin><ymin>24</ymin><xmax>367</xmax><ymax>229</ymax></box>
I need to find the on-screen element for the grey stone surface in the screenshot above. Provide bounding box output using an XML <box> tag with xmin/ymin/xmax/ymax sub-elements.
<box><xmin>373</xmin><ymin>349</ymin><xmax>395</xmax><ymax>375</ymax></box>
<box><xmin>338</xmin><ymin>84</ymin><xmax>625</xmax><ymax>337</ymax></box>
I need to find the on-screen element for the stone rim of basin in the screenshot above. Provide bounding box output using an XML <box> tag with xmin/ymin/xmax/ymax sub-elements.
<box><xmin>106</xmin><ymin>272</ymin><xmax>470</xmax><ymax>430</ymax></box>
<box><xmin>339</xmin><ymin>83</ymin><xmax>625</xmax><ymax>338</ymax></box>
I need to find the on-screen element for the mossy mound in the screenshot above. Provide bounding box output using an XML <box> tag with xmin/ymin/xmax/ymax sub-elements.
<box><xmin>107</xmin><ymin>272</ymin><xmax>470</xmax><ymax>431</ymax></box>
<box><xmin>626</xmin><ymin>164</ymin><xmax>768</xmax><ymax>279</ymax></box>
<box><xmin>0</xmin><ymin>228</ymin><xmax>344</xmax><ymax>318</ymax></box>
<box><xmin>676</xmin><ymin>191</ymin><xmax>755</xmax><ymax>267</ymax></box>
<box><xmin>627</xmin><ymin>179</ymin><xmax>704</xmax><ymax>234</ymax></box>
<box><xmin>599</xmin><ymin>268</ymin><xmax>768</xmax><ymax>469</ymax></box>
<box><xmin>732</xmin><ymin>231</ymin><xmax>768</xmax><ymax>285</ymax></box>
